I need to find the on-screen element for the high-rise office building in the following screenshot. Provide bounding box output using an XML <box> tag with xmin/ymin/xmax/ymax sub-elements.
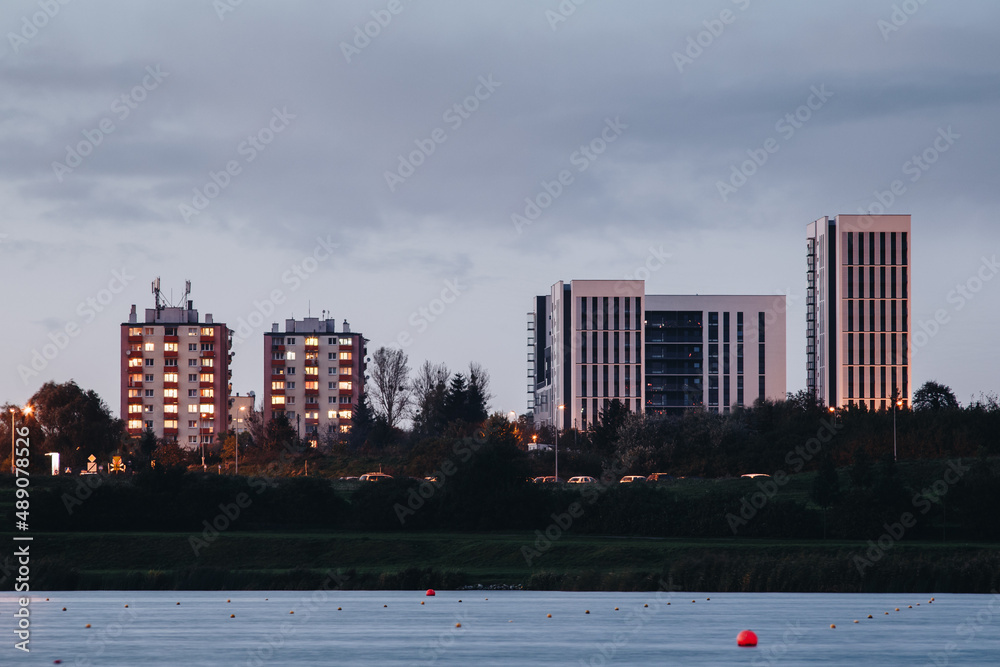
<box><xmin>807</xmin><ymin>214</ymin><xmax>911</xmax><ymax>409</ymax></box>
<box><xmin>529</xmin><ymin>280</ymin><xmax>786</xmax><ymax>429</ymax></box>
<box><xmin>121</xmin><ymin>280</ymin><xmax>231</xmax><ymax>448</ymax></box>
<box><xmin>263</xmin><ymin>317</ymin><xmax>367</xmax><ymax>444</ymax></box>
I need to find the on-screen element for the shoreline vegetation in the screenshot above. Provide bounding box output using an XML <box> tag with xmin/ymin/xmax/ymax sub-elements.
<box><xmin>12</xmin><ymin>531</ymin><xmax>1000</xmax><ymax>593</ymax></box>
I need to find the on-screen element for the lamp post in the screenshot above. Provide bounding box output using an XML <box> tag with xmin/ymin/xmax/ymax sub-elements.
<box><xmin>10</xmin><ymin>405</ymin><xmax>31</xmax><ymax>474</ymax></box>
<box><xmin>893</xmin><ymin>398</ymin><xmax>903</xmax><ymax>462</ymax></box>
<box><xmin>555</xmin><ymin>404</ymin><xmax>565</xmax><ymax>481</ymax></box>
<box><xmin>236</xmin><ymin>406</ymin><xmax>245</xmax><ymax>475</ymax></box>
<box><xmin>200</xmin><ymin>412</ymin><xmax>207</xmax><ymax>472</ymax></box>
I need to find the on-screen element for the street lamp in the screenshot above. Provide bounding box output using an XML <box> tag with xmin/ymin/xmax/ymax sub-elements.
<box><xmin>555</xmin><ymin>404</ymin><xmax>565</xmax><ymax>481</ymax></box>
<box><xmin>10</xmin><ymin>405</ymin><xmax>32</xmax><ymax>474</ymax></box>
<box><xmin>893</xmin><ymin>398</ymin><xmax>903</xmax><ymax>462</ymax></box>
<box><xmin>200</xmin><ymin>412</ymin><xmax>208</xmax><ymax>471</ymax></box>
<box><xmin>236</xmin><ymin>406</ymin><xmax>245</xmax><ymax>475</ymax></box>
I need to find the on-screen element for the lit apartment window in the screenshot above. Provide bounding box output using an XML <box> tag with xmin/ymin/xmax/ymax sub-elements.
<box><xmin>328</xmin><ymin>410</ymin><xmax>336</xmax><ymax>419</ymax></box>
<box><xmin>201</xmin><ymin>388</ymin><xmax>214</xmax><ymax>398</ymax></box>
<box><xmin>164</xmin><ymin>373</ymin><xmax>179</xmax><ymax>383</ymax></box>
<box><xmin>129</xmin><ymin>327</ymin><xmax>142</xmax><ymax>336</ymax></box>
<box><xmin>164</xmin><ymin>389</ymin><xmax>178</xmax><ymax>398</ymax></box>
<box><xmin>128</xmin><ymin>419</ymin><xmax>143</xmax><ymax>430</ymax></box>
<box><xmin>305</xmin><ymin>352</ymin><xmax>319</xmax><ymax>360</ymax></box>
<box><xmin>272</xmin><ymin>381</ymin><xmax>285</xmax><ymax>390</ymax></box>
<box><xmin>128</xmin><ymin>389</ymin><xmax>141</xmax><ymax>398</ymax></box>
<box><xmin>199</xmin><ymin>404</ymin><xmax>215</xmax><ymax>414</ymax></box>
<box><xmin>187</xmin><ymin>405</ymin><xmax>199</xmax><ymax>413</ymax></box>
<box><xmin>201</xmin><ymin>358</ymin><xmax>214</xmax><ymax>367</ymax></box>
<box><xmin>129</xmin><ymin>358</ymin><xmax>143</xmax><ymax>368</ymax></box>
<box><xmin>305</xmin><ymin>381</ymin><xmax>319</xmax><ymax>390</ymax></box>
<box><xmin>201</xmin><ymin>327</ymin><xmax>214</xmax><ymax>336</ymax></box>
<box><xmin>338</xmin><ymin>410</ymin><xmax>352</xmax><ymax>420</ymax></box>
<box><xmin>144</xmin><ymin>420</ymin><xmax>153</xmax><ymax>429</ymax></box>
<box><xmin>164</xmin><ymin>419</ymin><xmax>178</xmax><ymax>429</ymax></box>
<box><xmin>339</xmin><ymin>352</ymin><xmax>352</xmax><ymax>361</ymax></box>
<box><xmin>338</xmin><ymin>338</ymin><xmax>351</xmax><ymax>345</ymax></box>
<box><xmin>339</xmin><ymin>425</ymin><xmax>351</xmax><ymax>433</ymax></box>
<box><xmin>128</xmin><ymin>404</ymin><xmax>143</xmax><ymax>414</ymax></box>
<box><xmin>164</xmin><ymin>404</ymin><xmax>178</xmax><ymax>414</ymax></box>
<box><xmin>306</xmin><ymin>411</ymin><xmax>319</xmax><ymax>420</ymax></box>
<box><xmin>305</xmin><ymin>366</ymin><xmax>318</xmax><ymax>375</ymax></box>
<box><xmin>164</xmin><ymin>343</ymin><xmax>178</xmax><ymax>352</ymax></box>
<box><xmin>129</xmin><ymin>343</ymin><xmax>142</xmax><ymax>352</ymax></box>
<box><xmin>305</xmin><ymin>337</ymin><xmax>319</xmax><ymax>346</ymax></box>
<box><xmin>188</xmin><ymin>420</ymin><xmax>197</xmax><ymax>428</ymax></box>
<box><xmin>338</xmin><ymin>381</ymin><xmax>352</xmax><ymax>391</ymax></box>
<box><xmin>340</xmin><ymin>367</ymin><xmax>352</xmax><ymax>375</ymax></box>
<box><xmin>200</xmin><ymin>373</ymin><xmax>214</xmax><ymax>383</ymax></box>
<box><xmin>286</xmin><ymin>351</ymin><xmax>296</xmax><ymax>360</ymax></box>
<box><xmin>188</xmin><ymin>328</ymin><xmax>198</xmax><ymax>336</ymax></box>
<box><xmin>144</xmin><ymin>342</ymin><xmax>155</xmax><ymax>352</ymax></box>
<box><xmin>272</xmin><ymin>396</ymin><xmax>286</xmax><ymax>405</ymax></box>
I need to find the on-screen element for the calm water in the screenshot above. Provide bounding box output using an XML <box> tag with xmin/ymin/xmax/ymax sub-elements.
<box><xmin>2</xmin><ymin>590</ymin><xmax>998</xmax><ymax>665</ymax></box>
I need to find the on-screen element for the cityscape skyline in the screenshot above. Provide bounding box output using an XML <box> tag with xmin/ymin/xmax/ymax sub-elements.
<box><xmin>1</xmin><ymin>2</ymin><xmax>999</xmax><ymax>417</ymax></box>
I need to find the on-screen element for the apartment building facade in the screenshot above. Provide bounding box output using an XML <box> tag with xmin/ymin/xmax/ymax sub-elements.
<box><xmin>807</xmin><ymin>214</ymin><xmax>912</xmax><ymax>409</ymax></box>
<box><xmin>120</xmin><ymin>296</ymin><xmax>231</xmax><ymax>448</ymax></box>
<box><xmin>263</xmin><ymin>317</ymin><xmax>367</xmax><ymax>444</ymax></box>
<box><xmin>530</xmin><ymin>280</ymin><xmax>786</xmax><ymax>429</ymax></box>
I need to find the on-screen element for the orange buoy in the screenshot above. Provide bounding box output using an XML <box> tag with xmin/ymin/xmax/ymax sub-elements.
<box><xmin>290</xmin><ymin>611</ymin><xmax>294</xmax><ymax>614</ymax></box>
<box><xmin>455</xmin><ymin>623</ymin><xmax>462</xmax><ymax>628</ymax></box>
<box><xmin>644</xmin><ymin>604</ymin><xmax>648</xmax><ymax>607</ymax></box>
<box><xmin>62</xmin><ymin>608</ymin><xmax>67</xmax><ymax>611</ymax></box>
<box><xmin>895</xmin><ymin>608</ymin><xmax>900</xmax><ymax>612</ymax></box>
<box><xmin>615</xmin><ymin>607</ymin><xmax>619</xmax><ymax>611</ymax></box>
<box><xmin>426</xmin><ymin>589</ymin><xmax>436</xmax><ymax>596</ymax></box>
<box><xmin>337</xmin><ymin>607</ymin><xmax>342</xmax><ymax>611</ymax></box>
<box><xmin>547</xmin><ymin>614</ymin><xmax>552</xmax><ymax>618</ymax></box>
<box><xmin>421</xmin><ymin>601</ymin><xmax>425</xmax><ymax>605</ymax></box>
<box><xmin>908</xmin><ymin>605</ymin><xmax>912</xmax><ymax>608</ymax></box>
<box><xmin>230</xmin><ymin>614</ymin><xmax>235</xmax><ymax>618</ymax></box>
<box><xmin>830</xmin><ymin>624</ymin><xmax>836</xmax><ymax>629</ymax></box>
<box><xmin>868</xmin><ymin>615</ymin><xmax>873</xmax><ymax>619</ymax></box>
<box><xmin>585</xmin><ymin>610</ymin><xmax>590</xmax><ymax>614</ymax></box>
<box><xmin>85</xmin><ymin>624</ymin><xmax>91</xmax><ymax>628</ymax></box>
<box><xmin>853</xmin><ymin>620</ymin><xmax>859</xmax><ymax>624</ymax></box>
<box><xmin>737</xmin><ymin>630</ymin><xmax>758</xmax><ymax>647</ymax></box>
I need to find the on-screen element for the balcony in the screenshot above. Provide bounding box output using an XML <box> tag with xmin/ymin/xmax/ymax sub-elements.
<box><xmin>200</xmin><ymin>381</ymin><xmax>215</xmax><ymax>389</ymax></box>
<box><xmin>200</xmin><ymin>335</ymin><xmax>216</xmax><ymax>343</ymax></box>
<box><xmin>128</xmin><ymin>335</ymin><xmax>143</xmax><ymax>344</ymax></box>
<box><xmin>127</xmin><ymin>349</ymin><xmax>143</xmax><ymax>359</ymax></box>
<box><xmin>164</xmin><ymin>335</ymin><xmax>179</xmax><ymax>343</ymax></box>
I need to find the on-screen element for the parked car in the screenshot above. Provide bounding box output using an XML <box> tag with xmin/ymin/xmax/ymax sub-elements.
<box><xmin>646</xmin><ymin>473</ymin><xmax>674</xmax><ymax>483</ymax></box>
<box><xmin>619</xmin><ymin>475</ymin><xmax>647</xmax><ymax>483</ymax></box>
<box><xmin>358</xmin><ymin>472</ymin><xmax>393</xmax><ymax>482</ymax></box>
<box><xmin>567</xmin><ymin>476</ymin><xmax>596</xmax><ymax>484</ymax></box>
<box><xmin>532</xmin><ymin>476</ymin><xmax>564</xmax><ymax>484</ymax></box>
<box><xmin>740</xmin><ymin>473</ymin><xmax>771</xmax><ymax>479</ymax></box>
<box><xmin>337</xmin><ymin>476</ymin><xmax>359</xmax><ymax>481</ymax></box>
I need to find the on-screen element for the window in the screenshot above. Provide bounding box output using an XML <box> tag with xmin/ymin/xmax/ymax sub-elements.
<box><xmin>200</xmin><ymin>343</ymin><xmax>214</xmax><ymax>351</ymax></box>
<box><xmin>286</xmin><ymin>351</ymin><xmax>296</xmax><ymax>360</ymax></box>
<box><xmin>272</xmin><ymin>352</ymin><xmax>285</xmax><ymax>360</ymax></box>
<box><xmin>164</xmin><ymin>358</ymin><xmax>177</xmax><ymax>367</ymax></box>
<box><xmin>305</xmin><ymin>381</ymin><xmax>319</xmax><ymax>390</ymax></box>
<box><xmin>164</xmin><ymin>389</ymin><xmax>178</xmax><ymax>398</ymax></box>
<box><xmin>129</xmin><ymin>358</ymin><xmax>142</xmax><ymax>368</ymax></box>
<box><xmin>286</xmin><ymin>396</ymin><xmax>296</xmax><ymax>404</ymax></box>
<box><xmin>128</xmin><ymin>419</ymin><xmax>143</xmax><ymax>430</ymax></box>
<box><xmin>188</xmin><ymin>389</ymin><xmax>198</xmax><ymax>397</ymax></box>
<box><xmin>164</xmin><ymin>419</ymin><xmax>178</xmax><ymax>429</ymax></box>
<box><xmin>339</xmin><ymin>352</ymin><xmax>352</xmax><ymax>361</ymax></box>
<box><xmin>128</xmin><ymin>389</ymin><xmax>141</xmax><ymax>398</ymax></box>
<box><xmin>328</xmin><ymin>353</ymin><xmax>336</xmax><ymax>360</ymax></box>
<box><xmin>286</xmin><ymin>338</ymin><xmax>295</xmax><ymax>345</ymax></box>
<box><xmin>164</xmin><ymin>342</ymin><xmax>178</xmax><ymax>352</ymax></box>
<box><xmin>201</xmin><ymin>388</ymin><xmax>214</xmax><ymax>398</ymax></box>
<box><xmin>328</xmin><ymin>338</ymin><xmax>335</xmax><ymax>345</ymax></box>
<box><xmin>164</xmin><ymin>404</ymin><xmax>178</xmax><ymax>414</ymax></box>
<box><xmin>339</xmin><ymin>410</ymin><xmax>352</xmax><ymax>420</ymax></box>
<box><xmin>144</xmin><ymin>327</ymin><xmax>154</xmax><ymax>335</ymax></box>
<box><xmin>188</xmin><ymin>435</ymin><xmax>198</xmax><ymax>444</ymax></box>
<box><xmin>287</xmin><ymin>367</ymin><xmax>296</xmax><ymax>375</ymax></box>
<box><xmin>189</xmin><ymin>344</ymin><xmax>197</xmax><ymax>351</ymax></box>
<box><xmin>201</xmin><ymin>327</ymin><xmax>214</xmax><ymax>336</ymax></box>
<box><xmin>188</xmin><ymin>420</ymin><xmax>198</xmax><ymax>428</ymax></box>
<box><xmin>188</xmin><ymin>374</ymin><xmax>198</xmax><ymax>382</ymax></box>
<box><xmin>328</xmin><ymin>367</ymin><xmax>337</xmax><ymax>375</ymax></box>
<box><xmin>328</xmin><ymin>382</ymin><xmax>336</xmax><ymax>389</ymax></box>
<box><xmin>188</xmin><ymin>327</ymin><xmax>198</xmax><ymax>336</ymax></box>
<box><xmin>339</xmin><ymin>381</ymin><xmax>352</xmax><ymax>391</ymax></box>
<box><xmin>144</xmin><ymin>374</ymin><xmax>154</xmax><ymax>382</ymax></box>
<box><xmin>144</xmin><ymin>342</ymin><xmax>155</xmax><ymax>351</ymax></box>
<box><xmin>145</xmin><ymin>420</ymin><xmax>153</xmax><ymax>430</ymax></box>
<box><xmin>272</xmin><ymin>381</ymin><xmax>285</xmax><ymax>390</ymax></box>
<box><xmin>199</xmin><ymin>404</ymin><xmax>215</xmax><ymax>414</ymax></box>
<box><xmin>144</xmin><ymin>358</ymin><xmax>155</xmax><ymax>366</ymax></box>
<box><xmin>188</xmin><ymin>359</ymin><xmax>198</xmax><ymax>367</ymax></box>
<box><xmin>287</xmin><ymin>382</ymin><xmax>295</xmax><ymax>389</ymax></box>
<box><xmin>340</xmin><ymin>396</ymin><xmax>352</xmax><ymax>404</ymax></box>
<box><xmin>339</xmin><ymin>337</ymin><xmax>352</xmax><ymax>345</ymax></box>
<box><xmin>200</xmin><ymin>373</ymin><xmax>214</xmax><ymax>383</ymax></box>
<box><xmin>305</xmin><ymin>337</ymin><xmax>319</xmax><ymax>346</ymax></box>
<box><xmin>128</xmin><ymin>404</ymin><xmax>143</xmax><ymax>414</ymax></box>
<box><xmin>328</xmin><ymin>410</ymin><xmax>336</xmax><ymax>419</ymax></box>
<box><xmin>188</xmin><ymin>405</ymin><xmax>199</xmax><ymax>413</ymax></box>
<box><xmin>129</xmin><ymin>327</ymin><xmax>142</xmax><ymax>336</ymax></box>
<box><xmin>305</xmin><ymin>365</ymin><xmax>319</xmax><ymax>375</ymax></box>
<box><xmin>305</xmin><ymin>351</ymin><xmax>319</xmax><ymax>361</ymax></box>
<box><xmin>201</xmin><ymin>358</ymin><xmax>213</xmax><ymax>367</ymax></box>
<box><xmin>164</xmin><ymin>373</ymin><xmax>178</xmax><ymax>383</ymax></box>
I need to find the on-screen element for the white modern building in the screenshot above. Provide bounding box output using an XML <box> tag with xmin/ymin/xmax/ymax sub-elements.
<box><xmin>529</xmin><ymin>280</ymin><xmax>787</xmax><ymax>430</ymax></box>
<box><xmin>807</xmin><ymin>214</ymin><xmax>912</xmax><ymax>410</ymax></box>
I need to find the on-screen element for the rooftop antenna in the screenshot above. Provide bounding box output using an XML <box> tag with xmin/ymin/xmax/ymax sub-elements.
<box><xmin>308</xmin><ymin>300</ymin><xmax>311</xmax><ymax>318</ymax></box>
<box><xmin>181</xmin><ymin>280</ymin><xmax>191</xmax><ymax>308</ymax></box>
<box><xmin>152</xmin><ymin>277</ymin><xmax>163</xmax><ymax>314</ymax></box>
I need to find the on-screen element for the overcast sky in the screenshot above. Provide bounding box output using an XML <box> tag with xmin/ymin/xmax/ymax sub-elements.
<box><xmin>2</xmin><ymin>0</ymin><xmax>999</xmax><ymax>417</ymax></box>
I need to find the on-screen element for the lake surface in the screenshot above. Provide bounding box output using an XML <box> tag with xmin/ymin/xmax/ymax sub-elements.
<box><xmin>2</xmin><ymin>590</ymin><xmax>998</xmax><ymax>665</ymax></box>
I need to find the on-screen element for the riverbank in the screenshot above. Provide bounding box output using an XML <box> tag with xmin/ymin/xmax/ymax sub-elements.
<box><xmin>15</xmin><ymin>531</ymin><xmax>1000</xmax><ymax>593</ymax></box>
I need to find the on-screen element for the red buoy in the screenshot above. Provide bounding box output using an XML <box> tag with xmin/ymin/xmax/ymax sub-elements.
<box><xmin>426</xmin><ymin>589</ymin><xmax>436</xmax><ymax>597</ymax></box>
<box><xmin>737</xmin><ymin>630</ymin><xmax>758</xmax><ymax>647</ymax></box>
